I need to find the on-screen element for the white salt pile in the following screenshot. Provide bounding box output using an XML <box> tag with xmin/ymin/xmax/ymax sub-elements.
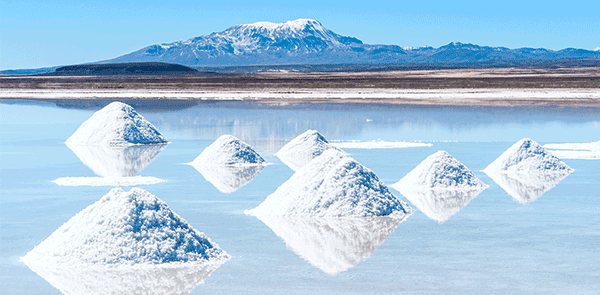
<box><xmin>246</xmin><ymin>149</ymin><xmax>413</xmax><ymax>217</ymax></box>
<box><xmin>391</xmin><ymin>150</ymin><xmax>486</xmax><ymax>222</ymax></box>
<box><xmin>190</xmin><ymin>135</ymin><xmax>267</xmax><ymax>192</ymax></box>
<box><xmin>392</xmin><ymin>150</ymin><xmax>488</xmax><ymax>190</ymax></box>
<box><xmin>23</xmin><ymin>259</ymin><xmax>224</xmax><ymax>295</ymax></box>
<box><xmin>275</xmin><ymin>129</ymin><xmax>341</xmax><ymax>171</ymax></box>
<box><xmin>254</xmin><ymin>215</ymin><xmax>408</xmax><ymax>275</ymax></box>
<box><xmin>330</xmin><ymin>140</ymin><xmax>433</xmax><ymax>149</ymax></box>
<box><xmin>483</xmin><ymin>138</ymin><xmax>573</xmax><ymax>174</ymax></box>
<box><xmin>483</xmin><ymin>139</ymin><xmax>573</xmax><ymax>204</ymax></box>
<box><xmin>192</xmin><ymin>134</ymin><xmax>266</xmax><ymax>166</ymax></box>
<box><xmin>20</xmin><ymin>187</ymin><xmax>229</xmax><ymax>266</ymax></box>
<box><xmin>544</xmin><ymin>140</ymin><xmax>600</xmax><ymax>160</ymax></box>
<box><xmin>191</xmin><ymin>164</ymin><xmax>266</xmax><ymax>193</ymax></box>
<box><xmin>66</xmin><ymin>101</ymin><xmax>167</xmax><ymax>146</ymax></box>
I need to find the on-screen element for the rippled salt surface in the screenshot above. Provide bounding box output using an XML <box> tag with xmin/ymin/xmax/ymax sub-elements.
<box><xmin>1</xmin><ymin>99</ymin><xmax>599</xmax><ymax>294</ymax></box>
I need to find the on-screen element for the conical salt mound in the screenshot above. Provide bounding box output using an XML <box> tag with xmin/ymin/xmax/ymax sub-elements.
<box><xmin>20</xmin><ymin>188</ymin><xmax>229</xmax><ymax>266</ymax></box>
<box><xmin>246</xmin><ymin>149</ymin><xmax>413</xmax><ymax>217</ymax></box>
<box><xmin>276</xmin><ymin>129</ymin><xmax>341</xmax><ymax>171</ymax></box>
<box><xmin>483</xmin><ymin>138</ymin><xmax>573</xmax><ymax>174</ymax></box>
<box><xmin>192</xmin><ymin>134</ymin><xmax>266</xmax><ymax>166</ymax></box>
<box><xmin>66</xmin><ymin>102</ymin><xmax>167</xmax><ymax>146</ymax></box>
<box><xmin>392</xmin><ymin>150</ymin><xmax>488</xmax><ymax>190</ymax></box>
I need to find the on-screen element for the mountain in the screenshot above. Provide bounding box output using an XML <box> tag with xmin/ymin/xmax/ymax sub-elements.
<box><xmin>103</xmin><ymin>19</ymin><xmax>600</xmax><ymax>67</ymax></box>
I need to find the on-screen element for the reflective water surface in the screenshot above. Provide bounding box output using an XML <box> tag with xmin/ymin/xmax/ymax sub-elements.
<box><xmin>1</xmin><ymin>99</ymin><xmax>599</xmax><ymax>294</ymax></box>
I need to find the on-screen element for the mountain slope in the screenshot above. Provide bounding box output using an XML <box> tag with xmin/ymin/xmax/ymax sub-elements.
<box><xmin>103</xmin><ymin>19</ymin><xmax>600</xmax><ymax>67</ymax></box>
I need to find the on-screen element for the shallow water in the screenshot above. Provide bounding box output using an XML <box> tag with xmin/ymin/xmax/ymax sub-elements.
<box><xmin>1</xmin><ymin>99</ymin><xmax>599</xmax><ymax>294</ymax></box>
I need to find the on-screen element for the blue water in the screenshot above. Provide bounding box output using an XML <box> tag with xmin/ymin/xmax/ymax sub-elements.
<box><xmin>1</xmin><ymin>99</ymin><xmax>599</xmax><ymax>294</ymax></box>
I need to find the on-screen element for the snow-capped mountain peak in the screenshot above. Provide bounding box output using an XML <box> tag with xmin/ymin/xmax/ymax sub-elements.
<box><xmin>240</xmin><ymin>18</ymin><xmax>323</xmax><ymax>32</ymax></box>
<box><xmin>595</xmin><ymin>47</ymin><xmax>600</xmax><ymax>52</ymax></box>
<box><xmin>104</xmin><ymin>18</ymin><xmax>600</xmax><ymax>67</ymax></box>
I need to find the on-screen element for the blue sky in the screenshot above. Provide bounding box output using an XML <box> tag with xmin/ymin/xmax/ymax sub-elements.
<box><xmin>2</xmin><ymin>0</ymin><xmax>599</xmax><ymax>70</ymax></box>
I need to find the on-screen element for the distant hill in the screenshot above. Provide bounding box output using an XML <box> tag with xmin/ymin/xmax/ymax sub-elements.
<box><xmin>52</xmin><ymin>62</ymin><xmax>197</xmax><ymax>75</ymax></box>
<box><xmin>103</xmin><ymin>18</ymin><xmax>600</xmax><ymax>67</ymax></box>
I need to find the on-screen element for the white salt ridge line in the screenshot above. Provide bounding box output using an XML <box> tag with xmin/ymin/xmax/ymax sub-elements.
<box><xmin>544</xmin><ymin>141</ymin><xmax>600</xmax><ymax>150</ymax></box>
<box><xmin>330</xmin><ymin>140</ymin><xmax>432</xmax><ymax>149</ymax></box>
<box><xmin>544</xmin><ymin>141</ymin><xmax>600</xmax><ymax>160</ymax></box>
<box><xmin>2</xmin><ymin>88</ymin><xmax>599</xmax><ymax>100</ymax></box>
<box><xmin>547</xmin><ymin>150</ymin><xmax>600</xmax><ymax>160</ymax></box>
<box><xmin>53</xmin><ymin>176</ymin><xmax>165</xmax><ymax>186</ymax></box>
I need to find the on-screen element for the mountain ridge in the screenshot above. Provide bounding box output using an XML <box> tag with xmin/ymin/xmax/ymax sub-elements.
<box><xmin>102</xmin><ymin>18</ymin><xmax>600</xmax><ymax>67</ymax></box>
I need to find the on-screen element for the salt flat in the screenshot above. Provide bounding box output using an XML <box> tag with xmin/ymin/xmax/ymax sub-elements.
<box><xmin>1</xmin><ymin>88</ymin><xmax>600</xmax><ymax>107</ymax></box>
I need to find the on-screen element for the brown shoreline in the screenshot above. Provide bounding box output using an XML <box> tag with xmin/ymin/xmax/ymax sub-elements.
<box><xmin>2</xmin><ymin>67</ymin><xmax>599</xmax><ymax>107</ymax></box>
<box><xmin>2</xmin><ymin>67</ymin><xmax>600</xmax><ymax>90</ymax></box>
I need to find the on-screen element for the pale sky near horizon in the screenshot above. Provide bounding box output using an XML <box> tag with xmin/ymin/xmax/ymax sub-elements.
<box><xmin>2</xmin><ymin>0</ymin><xmax>599</xmax><ymax>70</ymax></box>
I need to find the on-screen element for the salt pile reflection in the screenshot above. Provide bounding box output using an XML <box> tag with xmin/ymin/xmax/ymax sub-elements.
<box><xmin>54</xmin><ymin>143</ymin><xmax>166</xmax><ymax>186</ymax></box>
<box><xmin>254</xmin><ymin>214</ymin><xmax>409</xmax><ymax>275</ymax></box>
<box><xmin>23</xmin><ymin>260</ymin><xmax>226</xmax><ymax>295</ymax></box>
<box><xmin>396</xmin><ymin>188</ymin><xmax>484</xmax><ymax>223</ymax></box>
<box><xmin>484</xmin><ymin>170</ymin><xmax>571</xmax><ymax>204</ymax></box>
<box><xmin>190</xmin><ymin>163</ymin><xmax>266</xmax><ymax>193</ymax></box>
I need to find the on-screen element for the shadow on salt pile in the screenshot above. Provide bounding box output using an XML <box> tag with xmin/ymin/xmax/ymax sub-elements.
<box><xmin>484</xmin><ymin>170</ymin><xmax>571</xmax><ymax>204</ymax></box>
<box><xmin>254</xmin><ymin>214</ymin><xmax>409</xmax><ymax>275</ymax></box>
<box><xmin>54</xmin><ymin>143</ymin><xmax>167</xmax><ymax>186</ymax></box>
<box><xmin>22</xmin><ymin>260</ymin><xmax>226</xmax><ymax>295</ymax></box>
<box><xmin>190</xmin><ymin>163</ymin><xmax>266</xmax><ymax>193</ymax></box>
<box><xmin>395</xmin><ymin>188</ymin><xmax>484</xmax><ymax>223</ymax></box>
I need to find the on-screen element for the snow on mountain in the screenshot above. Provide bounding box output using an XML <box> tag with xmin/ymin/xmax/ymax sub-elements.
<box><xmin>276</xmin><ymin>129</ymin><xmax>341</xmax><ymax>171</ymax></box>
<box><xmin>595</xmin><ymin>47</ymin><xmax>600</xmax><ymax>52</ymax></box>
<box><xmin>192</xmin><ymin>134</ymin><xmax>266</xmax><ymax>166</ymax></box>
<box><xmin>483</xmin><ymin>138</ymin><xmax>573</xmax><ymax>174</ymax></box>
<box><xmin>253</xmin><ymin>214</ymin><xmax>409</xmax><ymax>275</ymax></box>
<box><xmin>392</xmin><ymin>150</ymin><xmax>488</xmax><ymax>190</ymax></box>
<box><xmin>66</xmin><ymin>102</ymin><xmax>167</xmax><ymax>146</ymax></box>
<box><xmin>21</xmin><ymin>187</ymin><xmax>229</xmax><ymax>266</ymax></box>
<box><xmin>246</xmin><ymin>149</ymin><xmax>413</xmax><ymax>217</ymax></box>
<box><xmin>106</xmin><ymin>18</ymin><xmax>381</xmax><ymax>66</ymax></box>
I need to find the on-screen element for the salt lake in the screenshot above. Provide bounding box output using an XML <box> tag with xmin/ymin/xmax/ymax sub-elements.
<box><xmin>1</xmin><ymin>99</ymin><xmax>598</xmax><ymax>294</ymax></box>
